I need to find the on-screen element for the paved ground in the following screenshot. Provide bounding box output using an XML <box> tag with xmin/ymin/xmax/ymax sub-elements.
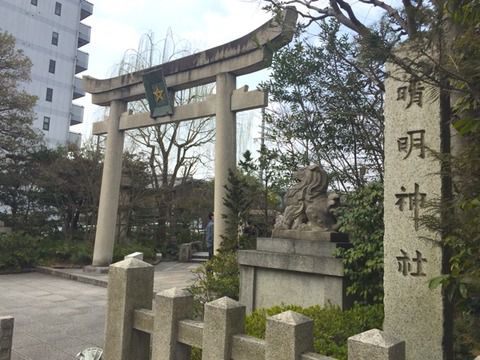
<box><xmin>0</xmin><ymin>262</ymin><xmax>200</xmax><ymax>360</ymax></box>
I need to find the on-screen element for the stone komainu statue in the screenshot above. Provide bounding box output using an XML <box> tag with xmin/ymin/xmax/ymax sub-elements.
<box><xmin>274</xmin><ymin>165</ymin><xmax>340</xmax><ymax>232</ymax></box>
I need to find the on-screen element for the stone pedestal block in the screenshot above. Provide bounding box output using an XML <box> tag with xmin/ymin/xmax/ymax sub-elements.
<box><xmin>265</xmin><ymin>311</ymin><xmax>313</xmax><ymax>360</ymax></box>
<box><xmin>124</xmin><ymin>252</ymin><xmax>144</xmax><ymax>260</ymax></box>
<box><xmin>202</xmin><ymin>297</ymin><xmax>245</xmax><ymax>360</ymax></box>
<box><xmin>348</xmin><ymin>329</ymin><xmax>405</xmax><ymax>360</ymax></box>
<box><xmin>152</xmin><ymin>288</ymin><xmax>193</xmax><ymax>360</ymax></box>
<box><xmin>104</xmin><ymin>258</ymin><xmax>153</xmax><ymax>360</ymax></box>
<box><xmin>0</xmin><ymin>317</ymin><xmax>14</xmax><ymax>360</ymax></box>
<box><xmin>239</xmin><ymin>235</ymin><xmax>349</xmax><ymax>313</ymax></box>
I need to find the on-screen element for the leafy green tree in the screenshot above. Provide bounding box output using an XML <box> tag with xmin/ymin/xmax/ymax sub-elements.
<box><xmin>33</xmin><ymin>145</ymin><xmax>103</xmax><ymax>241</ymax></box>
<box><xmin>262</xmin><ymin>22</ymin><xmax>384</xmax><ymax>191</ymax></box>
<box><xmin>265</xmin><ymin>1</ymin><xmax>480</xmax><ymax>356</ymax></box>
<box><xmin>336</xmin><ymin>182</ymin><xmax>384</xmax><ymax>305</ymax></box>
<box><xmin>0</xmin><ymin>31</ymin><xmax>40</xmax><ymax>154</ymax></box>
<box><xmin>239</xmin><ymin>147</ymin><xmax>283</xmax><ymax>236</ymax></box>
<box><xmin>0</xmin><ymin>31</ymin><xmax>43</xmax><ymax>230</ymax></box>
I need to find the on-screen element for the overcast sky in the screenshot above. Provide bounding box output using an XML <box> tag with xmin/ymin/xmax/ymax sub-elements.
<box><xmin>71</xmin><ymin>0</ymin><xmax>272</xmax><ymax>139</ymax></box>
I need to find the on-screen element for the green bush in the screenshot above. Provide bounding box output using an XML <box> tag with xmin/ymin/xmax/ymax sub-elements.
<box><xmin>112</xmin><ymin>242</ymin><xmax>156</xmax><ymax>263</ymax></box>
<box><xmin>336</xmin><ymin>182</ymin><xmax>384</xmax><ymax>304</ymax></box>
<box><xmin>0</xmin><ymin>232</ymin><xmax>41</xmax><ymax>271</ymax></box>
<box><xmin>246</xmin><ymin>304</ymin><xmax>383</xmax><ymax>360</ymax></box>
<box><xmin>188</xmin><ymin>251</ymin><xmax>239</xmax><ymax>316</ymax></box>
<box><xmin>38</xmin><ymin>240</ymin><xmax>93</xmax><ymax>266</ymax></box>
<box><xmin>190</xmin><ymin>304</ymin><xmax>383</xmax><ymax>360</ymax></box>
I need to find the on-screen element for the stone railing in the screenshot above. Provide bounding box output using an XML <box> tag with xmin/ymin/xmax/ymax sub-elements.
<box><xmin>103</xmin><ymin>258</ymin><xmax>406</xmax><ymax>360</ymax></box>
<box><xmin>0</xmin><ymin>316</ymin><xmax>14</xmax><ymax>360</ymax></box>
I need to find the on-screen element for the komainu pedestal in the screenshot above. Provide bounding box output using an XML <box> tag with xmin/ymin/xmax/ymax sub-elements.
<box><xmin>239</xmin><ymin>165</ymin><xmax>350</xmax><ymax>312</ymax></box>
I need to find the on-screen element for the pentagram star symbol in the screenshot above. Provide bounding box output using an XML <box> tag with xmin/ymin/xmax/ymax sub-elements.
<box><xmin>153</xmin><ymin>86</ymin><xmax>164</xmax><ymax>102</ymax></box>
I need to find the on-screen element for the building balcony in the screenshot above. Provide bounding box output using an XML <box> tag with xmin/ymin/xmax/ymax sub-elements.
<box><xmin>80</xmin><ymin>0</ymin><xmax>93</xmax><ymax>20</ymax></box>
<box><xmin>70</xmin><ymin>104</ymin><xmax>84</xmax><ymax>125</ymax></box>
<box><xmin>73</xmin><ymin>77</ymin><xmax>85</xmax><ymax>99</ymax></box>
<box><xmin>68</xmin><ymin>132</ymin><xmax>82</xmax><ymax>148</ymax></box>
<box><xmin>75</xmin><ymin>50</ymin><xmax>89</xmax><ymax>74</ymax></box>
<box><xmin>78</xmin><ymin>23</ymin><xmax>91</xmax><ymax>48</ymax></box>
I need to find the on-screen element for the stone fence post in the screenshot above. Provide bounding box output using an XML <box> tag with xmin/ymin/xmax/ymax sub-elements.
<box><xmin>202</xmin><ymin>297</ymin><xmax>245</xmax><ymax>359</ymax></box>
<box><xmin>152</xmin><ymin>288</ymin><xmax>193</xmax><ymax>360</ymax></box>
<box><xmin>265</xmin><ymin>310</ymin><xmax>313</xmax><ymax>360</ymax></box>
<box><xmin>0</xmin><ymin>317</ymin><xmax>14</xmax><ymax>360</ymax></box>
<box><xmin>104</xmin><ymin>258</ymin><xmax>154</xmax><ymax>360</ymax></box>
<box><xmin>348</xmin><ymin>329</ymin><xmax>405</xmax><ymax>360</ymax></box>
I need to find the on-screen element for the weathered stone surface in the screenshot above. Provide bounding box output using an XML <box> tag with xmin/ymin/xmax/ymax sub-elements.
<box><xmin>238</xmin><ymin>250</ymin><xmax>343</xmax><ymax>276</ymax></box>
<box><xmin>239</xmin><ymin>265</ymin><xmax>255</xmax><ymax>313</ymax></box>
<box><xmin>273</xmin><ymin>165</ymin><xmax>340</xmax><ymax>234</ymax></box>
<box><xmin>83</xmin><ymin>8</ymin><xmax>297</xmax><ymax>105</ymax></box>
<box><xmin>257</xmin><ymin>237</ymin><xmax>349</xmax><ymax>256</ymax></box>
<box><xmin>0</xmin><ymin>317</ymin><xmax>13</xmax><ymax>360</ymax></box>
<box><xmin>133</xmin><ymin>308</ymin><xmax>154</xmax><ymax>334</ymax></box>
<box><xmin>177</xmin><ymin>320</ymin><xmax>203</xmax><ymax>348</ymax></box>
<box><xmin>124</xmin><ymin>252</ymin><xmax>143</xmax><ymax>260</ymax></box>
<box><xmin>104</xmin><ymin>258</ymin><xmax>153</xmax><ymax>360</ymax></box>
<box><xmin>383</xmin><ymin>54</ymin><xmax>447</xmax><ymax>360</ymax></box>
<box><xmin>270</xmin><ymin>230</ymin><xmax>347</xmax><ymax>242</ymax></box>
<box><xmin>348</xmin><ymin>329</ymin><xmax>405</xmax><ymax>360</ymax></box>
<box><xmin>178</xmin><ymin>244</ymin><xmax>192</xmax><ymax>262</ymax></box>
<box><xmin>152</xmin><ymin>287</ymin><xmax>192</xmax><ymax>360</ymax></box>
<box><xmin>256</xmin><ymin>267</ymin><xmax>344</xmax><ymax>310</ymax></box>
<box><xmin>202</xmin><ymin>297</ymin><xmax>245</xmax><ymax>360</ymax></box>
<box><xmin>231</xmin><ymin>334</ymin><xmax>265</xmax><ymax>360</ymax></box>
<box><xmin>265</xmin><ymin>311</ymin><xmax>313</xmax><ymax>360</ymax></box>
<box><xmin>301</xmin><ymin>353</ymin><xmax>338</xmax><ymax>360</ymax></box>
<box><xmin>92</xmin><ymin>100</ymin><xmax>127</xmax><ymax>267</ymax></box>
<box><xmin>239</xmin><ymin>243</ymin><xmax>348</xmax><ymax>312</ymax></box>
<box><xmin>213</xmin><ymin>72</ymin><xmax>237</xmax><ymax>254</ymax></box>
<box><xmin>92</xmin><ymin>88</ymin><xmax>268</xmax><ymax>135</ymax></box>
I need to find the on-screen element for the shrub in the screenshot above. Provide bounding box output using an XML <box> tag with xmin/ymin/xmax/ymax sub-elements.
<box><xmin>0</xmin><ymin>232</ymin><xmax>41</xmax><ymax>271</ymax></box>
<box><xmin>37</xmin><ymin>240</ymin><xmax>93</xmax><ymax>266</ymax></box>
<box><xmin>190</xmin><ymin>303</ymin><xmax>383</xmax><ymax>360</ymax></box>
<box><xmin>112</xmin><ymin>242</ymin><xmax>156</xmax><ymax>263</ymax></box>
<box><xmin>336</xmin><ymin>182</ymin><xmax>384</xmax><ymax>304</ymax></box>
<box><xmin>188</xmin><ymin>251</ymin><xmax>239</xmax><ymax>316</ymax></box>
<box><xmin>245</xmin><ymin>304</ymin><xmax>384</xmax><ymax>360</ymax></box>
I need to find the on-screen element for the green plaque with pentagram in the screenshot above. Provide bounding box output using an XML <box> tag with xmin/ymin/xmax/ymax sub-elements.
<box><xmin>143</xmin><ymin>68</ymin><xmax>173</xmax><ymax>118</ymax></box>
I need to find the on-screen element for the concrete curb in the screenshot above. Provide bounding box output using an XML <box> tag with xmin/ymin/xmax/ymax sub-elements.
<box><xmin>35</xmin><ymin>266</ymin><xmax>108</xmax><ymax>288</ymax></box>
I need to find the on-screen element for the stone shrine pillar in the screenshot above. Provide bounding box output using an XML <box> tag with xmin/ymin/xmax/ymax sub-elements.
<box><xmin>92</xmin><ymin>100</ymin><xmax>127</xmax><ymax>266</ymax></box>
<box><xmin>383</xmin><ymin>54</ymin><xmax>451</xmax><ymax>359</ymax></box>
<box><xmin>214</xmin><ymin>73</ymin><xmax>237</xmax><ymax>254</ymax></box>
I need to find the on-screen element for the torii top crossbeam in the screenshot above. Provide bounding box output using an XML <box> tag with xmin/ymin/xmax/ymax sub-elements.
<box><xmin>83</xmin><ymin>7</ymin><xmax>297</xmax><ymax>105</ymax></box>
<box><xmin>84</xmin><ymin>8</ymin><xmax>297</xmax><ymax>267</ymax></box>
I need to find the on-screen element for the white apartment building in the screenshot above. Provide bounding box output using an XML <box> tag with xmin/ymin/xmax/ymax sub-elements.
<box><xmin>0</xmin><ymin>0</ymin><xmax>92</xmax><ymax>147</ymax></box>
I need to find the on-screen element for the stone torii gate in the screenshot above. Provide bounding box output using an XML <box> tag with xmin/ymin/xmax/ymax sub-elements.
<box><xmin>83</xmin><ymin>8</ymin><xmax>297</xmax><ymax>267</ymax></box>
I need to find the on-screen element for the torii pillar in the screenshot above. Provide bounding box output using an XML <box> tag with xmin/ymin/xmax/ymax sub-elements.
<box><xmin>84</xmin><ymin>8</ymin><xmax>297</xmax><ymax>267</ymax></box>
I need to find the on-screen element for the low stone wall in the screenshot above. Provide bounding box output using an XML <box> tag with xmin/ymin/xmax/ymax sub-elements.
<box><xmin>0</xmin><ymin>316</ymin><xmax>14</xmax><ymax>360</ymax></box>
<box><xmin>103</xmin><ymin>258</ymin><xmax>406</xmax><ymax>360</ymax></box>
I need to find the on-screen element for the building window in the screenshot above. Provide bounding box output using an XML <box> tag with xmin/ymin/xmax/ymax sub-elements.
<box><xmin>54</xmin><ymin>2</ymin><xmax>62</xmax><ymax>16</ymax></box>
<box><xmin>46</xmin><ymin>88</ymin><xmax>53</xmax><ymax>102</ymax></box>
<box><xmin>48</xmin><ymin>60</ymin><xmax>56</xmax><ymax>74</ymax></box>
<box><xmin>31</xmin><ymin>0</ymin><xmax>38</xmax><ymax>6</ymax></box>
<box><xmin>51</xmin><ymin>32</ymin><xmax>59</xmax><ymax>46</ymax></box>
<box><xmin>43</xmin><ymin>117</ymin><xmax>50</xmax><ymax>131</ymax></box>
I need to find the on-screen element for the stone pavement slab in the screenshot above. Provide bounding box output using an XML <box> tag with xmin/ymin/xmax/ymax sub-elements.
<box><xmin>0</xmin><ymin>261</ymin><xmax>200</xmax><ymax>359</ymax></box>
<box><xmin>36</xmin><ymin>261</ymin><xmax>199</xmax><ymax>292</ymax></box>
